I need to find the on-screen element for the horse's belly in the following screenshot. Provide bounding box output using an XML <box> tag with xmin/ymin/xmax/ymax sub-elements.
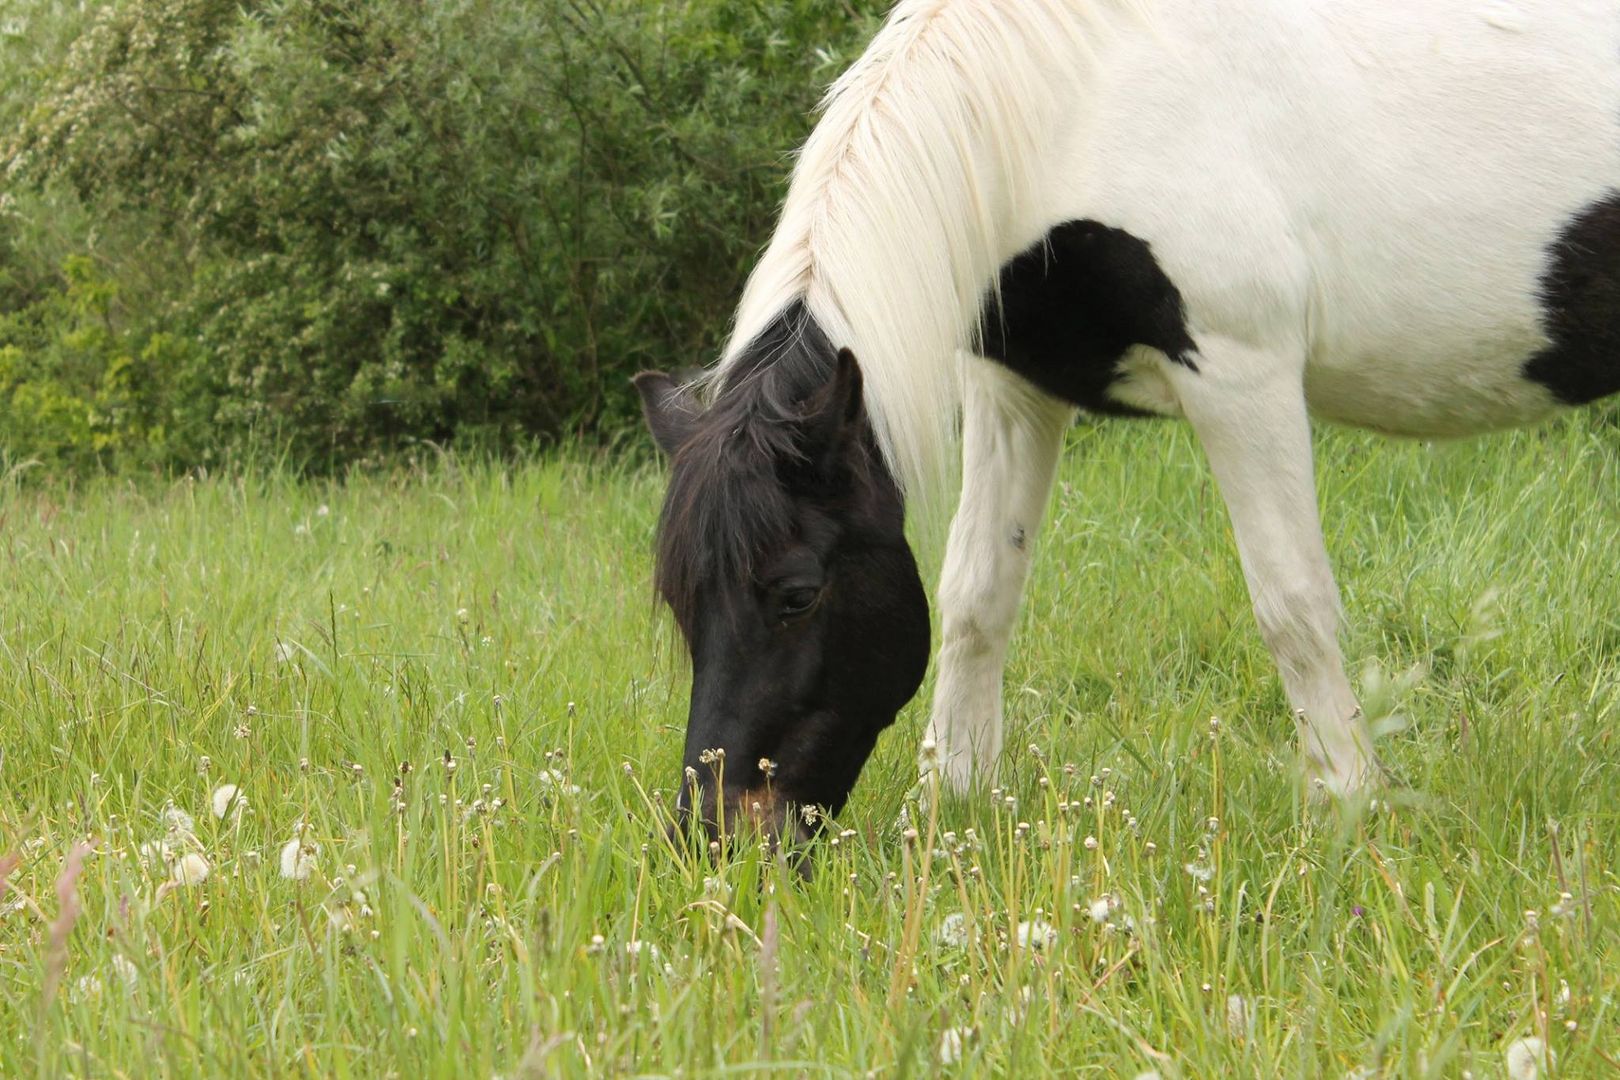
<box><xmin>1302</xmin><ymin>336</ymin><xmax>1559</xmax><ymax>437</ymax></box>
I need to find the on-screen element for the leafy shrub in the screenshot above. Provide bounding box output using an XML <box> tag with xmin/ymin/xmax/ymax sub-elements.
<box><xmin>1</xmin><ymin>0</ymin><xmax>883</xmax><ymax>472</ymax></box>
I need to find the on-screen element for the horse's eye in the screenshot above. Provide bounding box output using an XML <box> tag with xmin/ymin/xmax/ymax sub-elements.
<box><xmin>779</xmin><ymin>587</ymin><xmax>821</xmax><ymax>619</ymax></box>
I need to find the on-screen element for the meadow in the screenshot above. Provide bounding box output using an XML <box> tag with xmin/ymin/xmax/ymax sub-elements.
<box><xmin>2</xmin><ymin>409</ymin><xmax>1619</xmax><ymax>1078</ymax></box>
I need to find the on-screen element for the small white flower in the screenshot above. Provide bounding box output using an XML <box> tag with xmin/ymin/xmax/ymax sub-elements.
<box><xmin>211</xmin><ymin>784</ymin><xmax>246</xmax><ymax>820</ymax></box>
<box><xmin>279</xmin><ymin>835</ymin><xmax>319</xmax><ymax>881</ymax></box>
<box><xmin>1088</xmin><ymin>896</ymin><xmax>1114</xmax><ymax>924</ymax></box>
<box><xmin>938</xmin><ymin>1026</ymin><xmax>974</xmax><ymax>1065</ymax></box>
<box><xmin>1015</xmin><ymin>919</ymin><xmax>1058</xmax><ymax>950</ymax></box>
<box><xmin>72</xmin><ymin>974</ymin><xmax>104</xmax><ymax>1003</ymax></box>
<box><xmin>172</xmin><ymin>853</ymin><xmax>210</xmax><ymax>885</ymax></box>
<box><xmin>936</xmin><ymin>912</ymin><xmax>969</xmax><ymax>948</ymax></box>
<box><xmin>624</xmin><ymin>940</ymin><xmax>662</xmax><ymax>963</ymax></box>
<box><xmin>538</xmin><ymin>769</ymin><xmax>580</xmax><ymax>797</ymax></box>
<box><xmin>110</xmin><ymin>954</ymin><xmax>138</xmax><ymax>988</ymax></box>
<box><xmin>1505</xmin><ymin>1037</ymin><xmax>1553</xmax><ymax>1080</ymax></box>
<box><xmin>1226</xmin><ymin>994</ymin><xmax>1250</xmax><ymax>1039</ymax></box>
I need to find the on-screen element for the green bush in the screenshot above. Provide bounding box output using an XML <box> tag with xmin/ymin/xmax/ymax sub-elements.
<box><xmin>1</xmin><ymin>0</ymin><xmax>883</xmax><ymax>472</ymax></box>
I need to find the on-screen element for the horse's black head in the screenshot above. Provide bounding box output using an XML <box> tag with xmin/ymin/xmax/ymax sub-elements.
<box><xmin>635</xmin><ymin>315</ymin><xmax>930</xmax><ymax>849</ymax></box>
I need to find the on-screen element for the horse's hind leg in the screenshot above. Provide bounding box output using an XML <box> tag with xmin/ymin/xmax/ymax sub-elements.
<box><xmin>925</xmin><ymin>360</ymin><xmax>1074</xmax><ymax>794</ymax></box>
<box><xmin>1173</xmin><ymin>336</ymin><xmax>1375</xmax><ymax>795</ymax></box>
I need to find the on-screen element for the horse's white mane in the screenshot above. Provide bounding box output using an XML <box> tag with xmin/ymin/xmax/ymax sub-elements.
<box><xmin>719</xmin><ymin>0</ymin><xmax>1137</xmax><ymax>509</ymax></box>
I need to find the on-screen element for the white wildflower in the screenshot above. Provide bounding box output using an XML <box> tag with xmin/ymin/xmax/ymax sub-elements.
<box><xmin>624</xmin><ymin>940</ymin><xmax>663</xmax><ymax>963</ymax></box>
<box><xmin>938</xmin><ymin>1026</ymin><xmax>974</xmax><ymax>1065</ymax></box>
<box><xmin>279</xmin><ymin>835</ymin><xmax>319</xmax><ymax>881</ymax></box>
<box><xmin>1003</xmin><ymin>985</ymin><xmax>1034</xmax><ymax>1027</ymax></box>
<box><xmin>1505</xmin><ymin>1037</ymin><xmax>1554</xmax><ymax>1080</ymax></box>
<box><xmin>1088</xmin><ymin>896</ymin><xmax>1114</xmax><ymax>924</ymax></box>
<box><xmin>110</xmin><ymin>954</ymin><xmax>138</xmax><ymax>988</ymax></box>
<box><xmin>538</xmin><ymin>769</ymin><xmax>580</xmax><ymax>797</ymax></box>
<box><xmin>1015</xmin><ymin>919</ymin><xmax>1058</xmax><ymax>950</ymax></box>
<box><xmin>936</xmin><ymin>912</ymin><xmax>969</xmax><ymax>948</ymax></box>
<box><xmin>172</xmin><ymin>853</ymin><xmax>211</xmax><ymax>886</ymax></box>
<box><xmin>211</xmin><ymin>784</ymin><xmax>246</xmax><ymax>820</ymax></box>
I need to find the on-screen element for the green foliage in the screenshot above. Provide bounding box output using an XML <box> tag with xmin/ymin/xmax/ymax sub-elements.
<box><xmin>1</xmin><ymin>0</ymin><xmax>883</xmax><ymax>472</ymax></box>
<box><xmin>0</xmin><ymin>255</ymin><xmax>190</xmax><ymax>470</ymax></box>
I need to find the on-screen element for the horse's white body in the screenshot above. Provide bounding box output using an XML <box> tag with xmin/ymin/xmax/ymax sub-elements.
<box><xmin>722</xmin><ymin>0</ymin><xmax>1620</xmax><ymax>792</ymax></box>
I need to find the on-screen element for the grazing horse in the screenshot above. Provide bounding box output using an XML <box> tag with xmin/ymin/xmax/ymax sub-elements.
<box><xmin>636</xmin><ymin>0</ymin><xmax>1620</xmax><ymax>841</ymax></box>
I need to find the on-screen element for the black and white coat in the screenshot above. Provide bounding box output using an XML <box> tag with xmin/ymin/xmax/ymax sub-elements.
<box><xmin>650</xmin><ymin>0</ymin><xmax>1620</xmax><ymax>816</ymax></box>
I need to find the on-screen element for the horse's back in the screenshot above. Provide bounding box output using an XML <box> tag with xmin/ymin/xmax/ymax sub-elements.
<box><xmin>1048</xmin><ymin>0</ymin><xmax>1620</xmax><ymax>434</ymax></box>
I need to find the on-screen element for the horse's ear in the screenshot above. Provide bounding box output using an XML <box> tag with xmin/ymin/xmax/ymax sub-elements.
<box><xmin>633</xmin><ymin>371</ymin><xmax>699</xmax><ymax>456</ymax></box>
<box><xmin>799</xmin><ymin>348</ymin><xmax>866</xmax><ymax>460</ymax></box>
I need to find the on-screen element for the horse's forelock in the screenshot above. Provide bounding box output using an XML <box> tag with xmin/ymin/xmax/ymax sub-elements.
<box><xmin>653</xmin><ymin>304</ymin><xmax>834</xmax><ymax>633</ymax></box>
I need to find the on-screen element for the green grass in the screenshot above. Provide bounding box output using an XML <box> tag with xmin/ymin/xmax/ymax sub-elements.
<box><xmin>3</xmin><ymin>410</ymin><xmax>1619</xmax><ymax>1078</ymax></box>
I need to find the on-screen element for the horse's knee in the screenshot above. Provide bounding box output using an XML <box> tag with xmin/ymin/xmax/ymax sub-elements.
<box><xmin>1248</xmin><ymin>576</ymin><xmax>1341</xmax><ymax>674</ymax></box>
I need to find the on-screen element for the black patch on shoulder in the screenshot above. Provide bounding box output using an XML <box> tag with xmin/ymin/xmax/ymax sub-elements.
<box><xmin>977</xmin><ymin>220</ymin><xmax>1198</xmax><ymax>415</ymax></box>
<box><xmin>1524</xmin><ymin>192</ymin><xmax>1620</xmax><ymax>405</ymax></box>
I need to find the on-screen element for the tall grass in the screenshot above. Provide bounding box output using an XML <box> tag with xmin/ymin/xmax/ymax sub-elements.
<box><xmin>2</xmin><ymin>410</ymin><xmax>1618</xmax><ymax>1076</ymax></box>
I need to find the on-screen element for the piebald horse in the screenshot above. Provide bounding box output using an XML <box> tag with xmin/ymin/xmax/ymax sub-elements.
<box><xmin>635</xmin><ymin>0</ymin><xmax>1620</xmax><ymax>842</ymax></box>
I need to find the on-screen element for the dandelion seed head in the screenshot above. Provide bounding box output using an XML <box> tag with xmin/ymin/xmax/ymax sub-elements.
<box><xmin>279</xmin><ymin>836</ymin><xmax>318</xmax><ymax>881</ymax></box>
<box><xmin>172</xmin><ymin>853</ymin><xmax>210</xmax><ymax>886</ymax></box>
<box><xmin>210</xmin><ymin>784</ymin><xmax>245</xmax><ymax>820</ymax></box>
<box><xmin>1015</xmin><ymin>919</ymin><xmax>1057</xmax><ymax>950</ymax></box>
<box><xmin>936</xmin><ymin>912</ymin><xmax>969</xmax><ymax>948</ymax></box>
<box><xmin>937</xmin><ymin>1026</ymin><xmax>973</xmax><ymax>1065</ymax></box>
<box><xmin>72</xmin><ymin>974</ymin><xmax>104</xmax><ymax>1003</ymax></box>
<box><xmin>161</xmin><ymin>805</ymin><xmax>195</xmax><ymax>839</ymax></box>
<box><xmin>1505</xmin><ymin>1037</ymin><xmax>1553</xmax><ymax>1080</ymax></box>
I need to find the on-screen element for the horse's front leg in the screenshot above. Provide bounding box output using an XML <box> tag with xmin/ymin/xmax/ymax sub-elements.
<box><xmin>925</xmin><ymin>361</ymin><xmax>1074</xmax><ymax>794</ymax></box>
<box><xmin>1173</xmin><ymin>336</ymin><xmax>1374</xmax><ymax>795</ymax></box>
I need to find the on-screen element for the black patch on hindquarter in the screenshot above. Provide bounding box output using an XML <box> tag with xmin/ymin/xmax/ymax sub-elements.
<box><xmin>978</xmin><ymin>220</ymin><xmax>1198</xmax><ymax>414</ymax></box>
<box><xmin>1524</xmin><ymin>192</ymin><xmax>1620</xmax><ymax>405</ymax></box>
